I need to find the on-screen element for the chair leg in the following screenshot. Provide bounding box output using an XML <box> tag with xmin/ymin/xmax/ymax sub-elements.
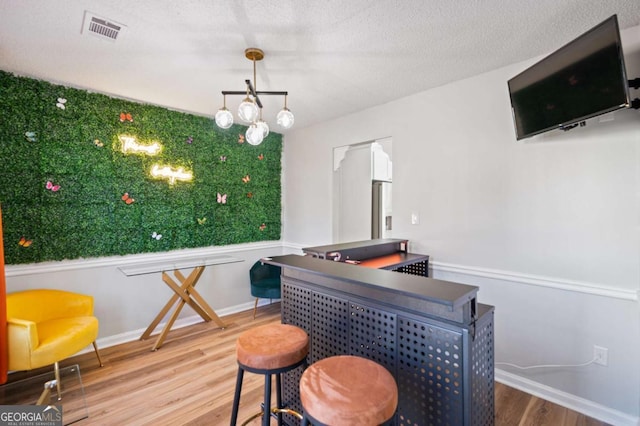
<box><xmin>252</xmin><ymin>298</ymin><xmax>259</xmax><ymax>319</ymax></box>
<box><xmin>36</xmin><ymin>380</ymin><xmax>56</xmax><ymax>405</ymax></box>
<box><xmin>92</xmin><ymin>341</ymin><xmax>104</xmax><ymax>367</ymax></box>
<box><xmin>54</xmin><ymin>362</ymin><xmax>62</xmax><ymax>400</ymax></box>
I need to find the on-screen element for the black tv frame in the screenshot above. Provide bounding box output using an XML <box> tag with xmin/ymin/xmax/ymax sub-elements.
<box><xmin>508</xmin><ymin>15</ymin><xmax>631</xmax><ymax>140</ymax></box>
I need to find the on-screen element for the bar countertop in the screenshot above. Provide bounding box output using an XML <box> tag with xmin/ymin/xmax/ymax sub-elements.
<box><xmin>264</xmin><ymin>254</ymin><xmax>477</xmax><ymax>313</ymax></box>
<box><xmin>302</xmin><ymin>238</ymin><xmax>406</xmax><ymax>254</ymax></box>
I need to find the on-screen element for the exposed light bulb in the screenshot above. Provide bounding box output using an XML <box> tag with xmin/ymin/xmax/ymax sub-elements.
<box><xmin>246</xmin><ymin>123</ymin><xmax>264</xmax><ymax>145</ymax></box>
<box><xmin>256</xmin><ymin>119</ymin><xmax>269</xmax><ymax>138</ymax></box>
<box><xmin>215</xmin><ymin>107</ymin><xmax>233</xmax><ymax>129</ymax></box>
<box><xmin>277</xmin><ymin>108</ymin><xmax>294</xmax><ymax>129</ymax></box>
<box><xmin>238</xmin><ymin>98</ymin><xmax>259</xmax><ymax>123</ymax></box>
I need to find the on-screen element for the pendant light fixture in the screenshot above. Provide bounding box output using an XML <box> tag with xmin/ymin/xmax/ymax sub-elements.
<box><xmin>214</xmin><ymin>94</ymin><xmax>233</xmax><ymax>129</ymax></box>
<box><xmin>256</xmin><ymin>109</ymin><xmax>269</xmax><ymax>138</ymax></box>
<box><xmin>277</xmin><ymin>95</ymin><xmax>294</xmax><ymax>129</ymax></box>
<box><xmin>215</xmin><ymin>48</ymin><xmax>294</xmax><ymax>145</ymax></box>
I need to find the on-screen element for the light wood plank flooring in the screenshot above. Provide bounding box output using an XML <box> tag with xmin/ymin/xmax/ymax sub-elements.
<box><xmin>2</xmin><ymin>303</ymin><xmax>608</xmax><ymax>425</ymax></box>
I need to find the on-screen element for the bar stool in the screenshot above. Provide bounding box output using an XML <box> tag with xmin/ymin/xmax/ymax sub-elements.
<box><xmin>230</xmin><ymin>323</ymin><xmax>309</xmax><ymax>426</ymax></box>
<box><xmin>299</xmin><ymin>355</ymin><xmax>398</xmax><ymax>426</ymax></box>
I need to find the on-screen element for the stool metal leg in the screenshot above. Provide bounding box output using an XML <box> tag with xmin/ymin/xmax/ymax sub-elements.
<box><xmin>230</xmin><ymin>367</ymin><xmax>244</xmax><ymax>426</ymax></box>
<box><xmin>263</xmin><ymin>374</ymin><xmax>271</xmax><ymax>426</ymax></box>
<box><xmin>275</xmin><ymin>373</ymin><xmax>283</xmax><ymax>425</ymax></box>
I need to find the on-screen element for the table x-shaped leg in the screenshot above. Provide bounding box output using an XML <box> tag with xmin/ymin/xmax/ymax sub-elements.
<box><xmin>140</xmin><ymin>266</ymin><xmax>227</xmax><ymax>351</ymax></box>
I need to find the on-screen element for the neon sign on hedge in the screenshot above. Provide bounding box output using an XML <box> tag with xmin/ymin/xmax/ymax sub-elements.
<box><xmin>119</xmin><ymin>135</ymin><xmax>161</xmax><ymax>156</ymax></box>
<box><xmin>150</xmin><ymin>164</ymin><xmax>193</xmax><ymax>185</ymax></box>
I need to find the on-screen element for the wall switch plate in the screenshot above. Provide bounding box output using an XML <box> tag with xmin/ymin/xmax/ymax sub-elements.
<box><xmin>411</xmin><ymin>212</ymin><xmax>420</xmax><ymax>225</ymax></box>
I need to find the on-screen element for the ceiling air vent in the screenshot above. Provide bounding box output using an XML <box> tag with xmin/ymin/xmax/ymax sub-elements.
<box><xmin>82</xmin><ymin>11</ymin><xmax>126</xmax><ymax>42</ymax></box>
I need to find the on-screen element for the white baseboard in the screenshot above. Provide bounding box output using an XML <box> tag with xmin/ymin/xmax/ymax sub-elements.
<box><xmin>495</xmin><ymin>369</ymin><xmax>639</xmax><ymax>426</ymax></box>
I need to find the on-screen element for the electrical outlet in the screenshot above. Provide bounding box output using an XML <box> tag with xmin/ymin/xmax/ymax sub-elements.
<box><xmin>594</xmin><ymin>345</ymin><xmax>608</xmax><ymax>366</ymax></box>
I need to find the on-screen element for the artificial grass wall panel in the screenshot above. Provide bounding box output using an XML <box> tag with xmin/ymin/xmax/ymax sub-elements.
<box><xmin>0</xmin><ymin>70</ymin><xmax>282</xmax><ymax>264</ymax></box>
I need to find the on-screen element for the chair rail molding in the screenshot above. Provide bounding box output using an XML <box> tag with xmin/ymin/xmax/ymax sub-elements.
<box><xmin>5</xmin><ymin>241</ymin><xmax>283</xmax><ymax>277</ymax></box>
<box><xmin>431</xmin><ymin>261</ymin><xmax>638</xmax><ymax>302</ymax></box>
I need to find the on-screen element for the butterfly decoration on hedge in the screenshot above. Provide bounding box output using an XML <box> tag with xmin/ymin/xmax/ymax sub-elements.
<box><xmin>246</xmin><ymin>192</ymin><xmax>253</xmax><ymax>198</ymax></box>
<box><xmin>151</xmin><ymin>232</ymin><xmax>162</xmax><ymax>240</ymax></box>
<box><xmin>94</xmin><ymin>139</ymin><xmax>104</xmax><ymax>147</ymax></box>
<box><xmin>242</xmin><ymin>174</ymin><xmax>250</xmax><ymax>183</ymax></box>
<box><xmin>18</xmin><ymin>236</ymin><xmax>33</xmax><ymax>247</ymax></box>
<box><xmin>197</xmin><ymin>217</ymin><xmax>207</xmax><ymax>225</ymax></box>
<box><xmin>259</xmin><ymin>223</ymin><xmax>266</xmax><ymax>231</ymax></box>
<box><xmin>119</xmin><ymin>112</ymin><xmax>133</xmax><ymax>122</ymax></box>
<box><xmin>258</xmin><ymin>154</ymin><xmax>264</xmax><ymax>160</ymax></box>
<box><xmin>238</xmin><ymin>134</ymin><xmax>245</xmax><ymax>144</ymax></box>
<box><xmin>56</xmin><ymin>98</ymin><xmax>67</xmax><ymax>110</ymax></box>
<box><xmin>121</xmin><ymin>192</ymin><xmax>135</xmax><ymax>204</ymax></box>
<box><xmin>24</xmin><ymin>131</ymin><xmax>37</xmax><ymax>142</ymax></box>
<box><xmin>186</xmin><ymin>136</ymin><xmax>193</xmax><ymax>144</ymax></box>
<box><xmin>219</xmin><ymin>155</ymin><xmax>227</xmax><ymax>162</ymax></box>
<box><xmin>217</xmin><ymin>192</ymin><xmax>227</xmax><ymax>204</ymax></box>
<box><xmin>45</xmin><ymin>180</ymin><xmax>61</xmax><ymax>192</ymax></box>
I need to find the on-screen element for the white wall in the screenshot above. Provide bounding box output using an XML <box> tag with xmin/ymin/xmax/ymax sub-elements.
<box><xmin>6</xmin><ymin>243</ymin><xmax>294</xmax><ymax>347</ymax></box>
<box><xmin>333</xmin><ymin>144</ymin><xmax>373</xmax><ymax>242</ymax></box>
<box><xmin>282</xmin><ymin>25</ymin><xmax>640</xmax><ymax>424</ymax></box>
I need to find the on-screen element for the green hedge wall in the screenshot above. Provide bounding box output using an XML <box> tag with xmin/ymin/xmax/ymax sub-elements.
<box><xmin>0</xmin><ymin>70</ymin><xmax>282</xmax><ymax>265</ymax></box>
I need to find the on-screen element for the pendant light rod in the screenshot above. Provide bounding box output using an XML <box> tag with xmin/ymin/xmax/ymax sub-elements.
<box><xmin>222</xmin><ymin>80</ymin><xmax>288</xmax><ymax>108</ymax></box>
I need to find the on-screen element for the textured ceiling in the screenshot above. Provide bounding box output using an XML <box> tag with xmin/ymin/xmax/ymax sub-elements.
<box><xmin>1</xmin><ymin>0</ymin><xmax>639</xmax><ymax>132</ymax></box>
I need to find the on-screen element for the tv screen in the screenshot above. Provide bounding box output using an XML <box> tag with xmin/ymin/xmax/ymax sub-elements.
<box><xmin>508</xmin><ymin>15</ymin><xmax>630</xmax><ymax>140</ymax></box>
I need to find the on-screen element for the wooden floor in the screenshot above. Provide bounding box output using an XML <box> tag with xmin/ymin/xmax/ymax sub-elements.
<box><xmin>2</xmin><ymin>303</ymin><xmax>608</xmax><ymax>425</ymax></box>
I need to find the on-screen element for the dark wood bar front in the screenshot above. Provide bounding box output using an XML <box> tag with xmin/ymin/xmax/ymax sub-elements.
<box><xmin>265</xmin><ymin>254</ymin><xmax>495</xmax><ymax>426</ymax></box>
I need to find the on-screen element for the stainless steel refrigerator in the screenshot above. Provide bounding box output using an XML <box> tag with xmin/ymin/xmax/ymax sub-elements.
<box><xmin>371</xmin><ymin>180</ymin><xmax>392</xmax><ymax>239</ymax></box>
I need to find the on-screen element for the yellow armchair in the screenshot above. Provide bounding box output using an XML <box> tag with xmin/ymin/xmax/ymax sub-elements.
<box><xmin>7</xmin><ymin>289</ymin><xmax>103</xmax><ymax>398</ymax></box>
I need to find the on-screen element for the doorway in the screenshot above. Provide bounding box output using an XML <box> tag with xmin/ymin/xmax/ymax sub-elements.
<box><xmin>332</xmin><ymin>138</ymin><xmax>392</xmax><ymax>243</ymax></box>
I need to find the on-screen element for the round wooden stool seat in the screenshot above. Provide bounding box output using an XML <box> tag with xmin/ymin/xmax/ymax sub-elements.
<box><xmin>231</xmin><ymin>323</ymin><xmax>309</xmax><ymax>426</ymax></box>
<box><xmin>236</xmin><ymin>323</ymin><xmax>309</xmax><ymax>371</ymax></box>
<box><xmin>300</xmin><ymin>355</ymin><xmax>398</xmax><ymax>425</ymax></box>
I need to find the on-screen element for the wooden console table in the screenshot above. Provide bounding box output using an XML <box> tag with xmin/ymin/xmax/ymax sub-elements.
<box><xmin>118</xmin><ymin>255</ymin><xmax>243</xmax><ymax>351</ymax></box>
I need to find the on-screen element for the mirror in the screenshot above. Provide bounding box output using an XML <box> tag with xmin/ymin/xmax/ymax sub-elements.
<box><xmin>332</xmin><ymin>138</ymin><xmax>392</xmax><ymax>243</ymax></box>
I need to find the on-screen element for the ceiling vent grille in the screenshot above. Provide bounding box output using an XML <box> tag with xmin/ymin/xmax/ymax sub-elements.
<box><xmin>82</xmin><ymin>11</ymin><xmax>126</xmax><ymax>42</ymax></box>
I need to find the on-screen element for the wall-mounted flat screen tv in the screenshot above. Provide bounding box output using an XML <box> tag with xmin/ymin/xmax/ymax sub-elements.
<box><xmin>508</xmin><ymin>15</ymin><xmax>630</xmax><ymax>140</ymax></box>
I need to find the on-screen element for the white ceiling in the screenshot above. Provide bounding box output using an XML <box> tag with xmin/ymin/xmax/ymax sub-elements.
<box><xmin>1</xmin><ymin>0</ymin><xmax>639</xmax><ymax>132</ymax></box>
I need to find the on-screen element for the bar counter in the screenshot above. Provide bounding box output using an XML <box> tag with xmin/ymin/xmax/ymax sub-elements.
<box><xmin>265</xmin><ymin>254</ymin><xmax>495</xmax><ymax>426</ymax></box>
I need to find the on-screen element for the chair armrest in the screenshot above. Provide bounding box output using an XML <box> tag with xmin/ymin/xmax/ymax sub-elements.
<box><xmin>7</xmin><ymin>318</ymin><xmax>39</xmax><ymax>371</ymax></box>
